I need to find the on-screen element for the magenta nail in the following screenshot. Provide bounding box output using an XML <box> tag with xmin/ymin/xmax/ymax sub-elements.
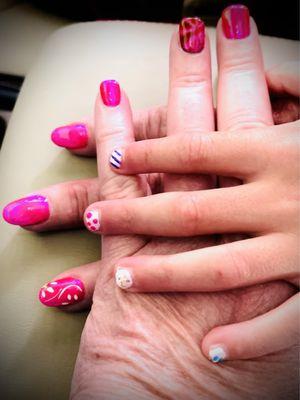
<box><xmin>222</xmin><ymin>4</ymin><xmax>250</xmax><ymax>40</ymax></box>
<box><xmin>39</xmin><ymin>277</ymin><xmax>85</xmax><ymax>307</ymax></box>
<box><xmin>100</xmin><ymin>80</ymin><xmax>121</xmax><ymax>107</ymax></box>
<box><xmin>2</xmin><ymin>195</ymin><xmax>49</xmax><ymax>226</ymax></box>
<box><xmin>51</xmin><ymin>123</ymin><xmax>88</xmax><ymax>149</ymax></box>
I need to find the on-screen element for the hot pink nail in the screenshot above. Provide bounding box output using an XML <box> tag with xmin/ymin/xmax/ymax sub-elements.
<box><xmin>222</xmin><ymin>4</ymin><xmax>250</xmax><ymax>39</ymax></box>
<box><xmin>39</xmin><ymin>277</ymin><xmax>85</xmax><ymax>307</ymax></box>
<box><xmin>100</xmin><ymin>80</ymin><xmax>121</xmax><ymax>107</ymax></box>
<box><xmin>51</xmin><ymin>123</ymin><xmax>88</xmax><ymax>149</ymax></box>
<box><xmin>2</xmin><ymin>195</ymin><xmax>49</xmax><ymax>226</ymax></box>
<box><xmin>179</xmin><ymin>17</ymin><xmax>205</xmax><ymax>53</ymax></box>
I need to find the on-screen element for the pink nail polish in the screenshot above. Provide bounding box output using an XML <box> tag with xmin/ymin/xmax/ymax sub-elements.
<box><xmin>85</xmin><ymin>210</ymin><xmax>100</xmax><ymax>232</ymax></box>
<box><xmin>222</xmin><ymin>4</ymin><xmax>250</xmax><ymax>39</ymax></box>
<box><xmin>100</xmin><ymin>80</ymin><xmax>121</xmax><ymax>107</ymax></box>
<box><xmin>39</xmin><ymin>277</ymin><xmax>85</xmax><ymax>307</ymax></box>
<box><xmin>179</xmin><ymin>17</ymin><xmax>205</xmax><ymax>53</ymax></box>
<box><xmin>2</xmin><ymin>195</ymin><xmax>49</xmax><ymax>226</ymax></box>
<box><xmin>51</xmin><ymin>123</ymin><xmax>88</xmax><ymax>149</ymax></box>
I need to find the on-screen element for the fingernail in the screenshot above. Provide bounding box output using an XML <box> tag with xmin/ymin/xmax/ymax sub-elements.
<box><xmin>222</xmin><ymin>4</ymin><xmax>250</xmax><ymax>39</ymax></box>
<box><xmin>85</xmin><ymin>210</ymin><xmax>100</xmax><ymax>232</ymax></box>
<box><xmin>179</xmin><ymin>17</ymin><xmax>205</xmax><ymax>53</ymax></box>
<box><xmin>110</xmin><ymin>149</ymin><xmax>122</xmax><ymax>169</ymax></box>
<box><xmin>2</xmin><ymin>195</ymin><xmax>49</xmax><ymax>226</ymax></box>
<box><xmin>39</xmin><ymin>277</ymin><xmax>85</xmax><ymax>307</ymax></box>
<box><xmin>100</xmin><ymin>80</ymin><xmax>121</xmax><ymax>107</ymax></box>
<box><xmin>51</xmin><ymin>123</ymin><xmax>88</xmax><ymax>149</ymax></box>
<box><xmin>115</xmin><ymin>268</ymin><xmax>133</xmax><ymax>290</ymax></box>
<box><xmin>209</xmin><ymin>346</ymin><xmax>226</xmax><ymax>363</ymax></box>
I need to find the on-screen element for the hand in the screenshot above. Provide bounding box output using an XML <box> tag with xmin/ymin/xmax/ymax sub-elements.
<box><xmin>69</xmin><ymin>11</ymin><xmax>296</xmax><ymax>397</ymax></box>
<box><xmin>80</xmin><ymin>10</ymin><xmax>300</xmax><ymax>362</ymax></box>
<box><xmin>3</xmin><ymin>3</ymin><xmax>298</xmax><ymax>382</ymax></box>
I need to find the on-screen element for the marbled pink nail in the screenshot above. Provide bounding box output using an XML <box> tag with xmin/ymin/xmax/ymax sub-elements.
<box><xmin>179</xmin><ymin>17</ymin><xmax>205</xmax><ymax>53</ymax></box>
<box><xmin>85</xmin><ymin>210</ymin><xmax>100</xmax><ymax>232</ymax></box>
<box><xmin>39</xmin><ymin>277</ymin><xmax>85</xmax><ymax>307</ymax></box>
<box><xmin>100</xmin><ymin>80</ymin><xmax>121</xmax><ymax>107</ymax></box>
<box><xmin>2</xmin><ymin>195</ymin><xmax>49</xmax><ymax>226</ymax></box>
<box><xmin>51</xmin><ymin>123</ymin><xmax>88</xmax><ymax>149</ymax></box>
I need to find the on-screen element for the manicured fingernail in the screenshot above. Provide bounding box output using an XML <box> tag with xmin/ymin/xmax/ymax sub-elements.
<box><xmin>179</xmin><ymin>17</ymin><xmax>205</xmax><ymax>53</ymax></box>
<box><xmin>2</xmin><ymin>195</ymin><xmax>49</xmax><ymax>226</ymax></box>
<box><xmin>85</xmin><ymin>210</ymin><xmax>100</xmax><ymax>232</ymax></box>
<box><xmin>39</xmin><ymin>277</ymin><xmax>85</xmax><ymax>307</ymax></box>
<box><xmin>115</xmin><ymin>268</ymin><xmax>133</xmax><ymax>290</ymax></box>
<box><xmin>110</xmin><ymin>149</ymin><xmax>122</xmax><ymax>169</ymax></box>
<box><xmin>209</xmin><ymin>346</ymin><xmax>226</xmax><ymax>363</ymax></box>
<box><xmin>51</xmin><ymin>123</ymin><xmax>88</xmax><ymax>149</ymax></box>
<box><xmin>222</xmin><ymin>4</ymin><xmax>250</xmax><ymax>39</ymax></box>
<box><xmin>100</xmin><ymin>80</ymin><xmax>121</xmax><ymax>107</ymax></box>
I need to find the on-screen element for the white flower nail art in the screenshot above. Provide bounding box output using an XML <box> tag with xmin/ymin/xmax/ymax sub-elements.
<box><xmin>209</xmin><ymin>346</ymin><xmax>226</xmax><ymax>363</ymax></box>
<box><xmin>85</xmin><ymin>210</ymin><xmax>100</xmax><ymax>231</ymax></box>
<box><xmin>115</xmin><ymin>268</ymin><xmax>133</xmax><ymax>289</ymax></box>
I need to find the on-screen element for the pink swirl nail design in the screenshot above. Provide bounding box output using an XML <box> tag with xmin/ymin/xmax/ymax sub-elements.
<box><xmin>39</xmin><ymin>277</ymin><xmax>84</xmax><ymax>307</ymax></box>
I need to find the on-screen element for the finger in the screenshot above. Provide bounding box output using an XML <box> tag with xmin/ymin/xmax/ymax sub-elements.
<box><xmin>84</xmin><ymin>184</ymin><xmax>266</xmax><ymax>236</ymax></box>
<box><xmin>112</xmin><ymin>234</ymin><xmax>296</xmax><ymax>292</ymax></box>
<box><xmin>95</xmin><ymin>80</ymin><xmax>147</xmax><ymax>201</ymax></box>
<box><xmin>51</xmin><ymin>105</ymin><xmax>167</xmax><ymax>156</ymax></box>
<box><xmin>38</xmin><ymin>261</ymin><xmax>99</xmax><ymax>311</ymax></box>
<box><xmin>108</xmin><ymin>129</ymin><xmax>264</xmax><ymax>178</ymax></box>
<box><xmin>164</xmin><ymin>19</ymin><xmax>215</xmax><ymax>192</ymax></box>
<box><xmin>201</xmin><ymin>294</ymin><xmax>300</xmax><ymax>362</ymax></box>
<box><xmin>217</xmin><ymin>6</ymin><xmax>274</xmax><ymax>244</ymax></box>
<box><xmin>2</xmin><ymin>178</ymin><xmax>100</xmax><ymax>231</ymax></box>
<box><xmin>217</xmin><ymin>6</ymin><xmax>273</xmax><ymax>131</ymax></box>
<box><xmin>267</xmin><ymin>61</ymin><xmax>300</xmax><ymax>97</ymax></box>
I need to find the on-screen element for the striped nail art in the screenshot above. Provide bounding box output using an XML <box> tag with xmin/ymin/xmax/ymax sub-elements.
<box><xmin>209</xmin><ymin>346</ymin><xmax>226</xmax><ymax>363</ymax></box>
<box><xmin>110</xmin><ymin>149</ymin><xmax>122</xmax><ymax>169</ymax></box>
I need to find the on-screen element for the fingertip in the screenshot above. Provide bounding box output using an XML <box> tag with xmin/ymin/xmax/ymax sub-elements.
<box><xmin>83</xmin><ymin>207</ymin><xmax>101</xmax><ymax>233</ymax></box>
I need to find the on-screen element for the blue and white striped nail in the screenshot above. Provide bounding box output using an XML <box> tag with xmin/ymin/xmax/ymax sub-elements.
<box><xmin>110</xmin><ymin>149</ymin><xmax>122</xmax><ymax>169</ymax></box>
<box><xmin>209</xmin><ymin>346</ymin><xmax>226</xmax><ymax>363</ymax></box>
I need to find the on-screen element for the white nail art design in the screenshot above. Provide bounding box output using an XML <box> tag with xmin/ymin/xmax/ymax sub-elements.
<box><xmin>209</xmin><ymin>346</ymin><xmax>226</xmax><ymax>363</ymax></box>
<box><xmin>110</xmin><ymin>149</ymin><xmax>122</xmax><ymax>169</ymax></box>
<box><xmin>86</xmin><ymin>210</ymin><xmax>100</xmax><ymax>231</ymax></box>
<box><xmin>115</xmin><ymin>268</ymin><xmax>133</xmax><ymax>289</ymax></box>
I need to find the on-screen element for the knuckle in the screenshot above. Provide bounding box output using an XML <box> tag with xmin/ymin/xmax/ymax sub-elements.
<box><xmin>171</xmin><ymin>73</ymin><xmax>209</xmax><ymax>89</ymax></box>
<box><xmin>67</xmin><ymin>181</ymin><xmax>90</xmax><ymax>221</ymax></box>
<box><xmin>97</xmin><ymin>126</ymin><xmax>127</xmax><ymax>143</ymax></box>
<box><xmin>175</xmin><ymin>193</ymin><xmax>202</xmax><ymax>235</ymax></box>
<box><xmin>180</xmin><ymin>133</ymin><xmax>212</xmax><ymax>169</ymax></box>
<box><xmin>100</xmin><ymin>175</ymin><xmax>142</xmax><ymax>201</ymax></box>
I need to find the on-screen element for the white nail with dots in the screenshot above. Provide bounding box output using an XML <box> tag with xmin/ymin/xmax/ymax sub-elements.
<box><xmin>115</xmin><ymin>268</ymin><xmax>133</xmax><ymax>290</ymax></box>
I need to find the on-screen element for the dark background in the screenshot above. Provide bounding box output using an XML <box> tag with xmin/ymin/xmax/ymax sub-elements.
<box><xmin>31</xmin><ymin>0</ymin><xmax>299</xmax><ymax>40</ymax></box>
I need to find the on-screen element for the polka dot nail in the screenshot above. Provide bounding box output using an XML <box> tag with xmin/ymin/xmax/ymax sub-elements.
<box><xmin>39</xmin><ymin>277</ymin><xmax>84</xmax><ymax>307</ymax></box>
<box><xmin>85</xmin><ymin>210</ymin><xmax>100</xmax><ymax>232</ymax></box>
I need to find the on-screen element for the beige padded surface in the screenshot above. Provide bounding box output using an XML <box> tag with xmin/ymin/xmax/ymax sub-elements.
<box><xmin>0</xmin><ymin>21</ymin><xmax>298</xmax><ymax>399</ymax></box>
<box><xmin>0</xmin><ymin>3</ymin><xmax>69</xmax><ymax>75</ymax></box>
